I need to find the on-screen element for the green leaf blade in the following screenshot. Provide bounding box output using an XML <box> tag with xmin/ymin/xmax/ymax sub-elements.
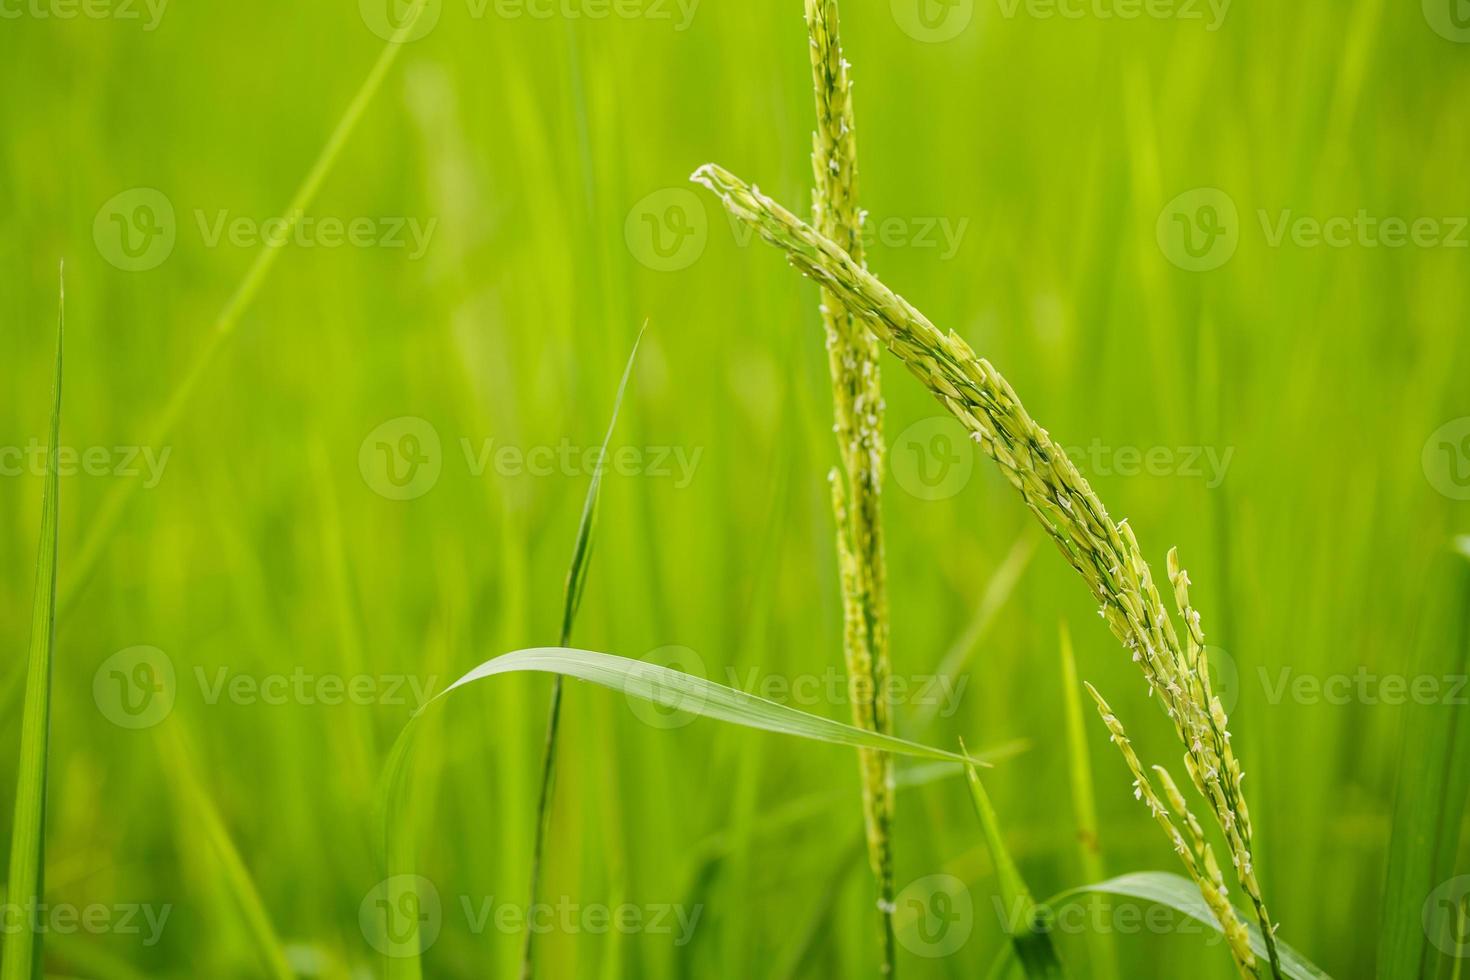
<box><xmin>962</xmin><ymin>753</ymin><xmax>1066</xmax><ymax>979</ymax></box>
<box><xmin>1050</xmin><ymin>873</ymin><xmax>1332</xmax><ymax>980</ymax></box>
<box><xmin>437</xmin><ymin>648</ymin><xmax>993</xmax><ymax>765</ymax></box>
<box><xmin>1377</xmin><ymin>544</ymin><xmax>1470</xmax><ymax>980</ymax></box>
<box><xmin>3</xmin><ymin>267</ymin><xmax>65</xmax><ymax>980</ymax></box>
<box><xmin>524</xmin><ymin>324</ymin><xmax>645</xmax><ymax>980</ymax></box>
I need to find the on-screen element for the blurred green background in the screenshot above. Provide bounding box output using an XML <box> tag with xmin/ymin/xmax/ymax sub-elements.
<box><xmin>3</xmin><ymin>0</ymin><xmax>1469</xmax><ymax>976</ymax></box>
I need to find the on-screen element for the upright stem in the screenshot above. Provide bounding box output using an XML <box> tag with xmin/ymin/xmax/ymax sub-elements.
<box><xmin>519</xmin><ymin>330</ymin><xmax>644</xmax><ymax>980</ymax></box>
<box><xmin>521</xmin><ymin>675</ymin><xmax>565</xmax><ymax>980</ymax></box>
<box><xmin>804</xmin><ymin>2</ymin><xmax>896</xmax><ymax>974</ymax></box>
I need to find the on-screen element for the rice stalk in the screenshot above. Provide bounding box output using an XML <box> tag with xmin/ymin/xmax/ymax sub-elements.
<box><xmin>689</xmin><ymin>162</ymin><xmax>1285</xmax><ymax>978</ymax></box>
<box><xmin>1</xmin><ymin>265</ymin><xmax>64</xmax><ymax>980</ymax></box>
<box><xmin>802</xmin><ymin>1</ymin><xmax>896</xmax><ymax>972</ymax></box>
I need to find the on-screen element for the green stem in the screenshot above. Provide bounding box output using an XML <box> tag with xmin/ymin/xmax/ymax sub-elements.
<box><xmin>803</xmin><ymin>2</ymin><xmax>896</xmax><ymax>974</ymax></box>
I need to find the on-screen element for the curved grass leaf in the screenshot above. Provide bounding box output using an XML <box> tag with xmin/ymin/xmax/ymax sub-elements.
<box><xmin>3</xmin><ymin>267</ymin><xmax>64</xmax><ymax>980</ymax></box>
<box><xmin>1047</xmin><ymin>873</ymin><xmax>1331</xmax><ymax>980</ymax></box>
<box><xmin>375</xmin><ymin>648</ymin><xmax>1002</xmax><ymax>974</ymax></box>
<box><xmin>438</xmin><ymin>648</ymin><xmax>992</xmax><ymax>763</ymax></box>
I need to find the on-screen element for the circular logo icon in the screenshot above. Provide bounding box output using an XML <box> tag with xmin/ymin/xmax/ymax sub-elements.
<box><xmin>359</xmin><ymin>417</ymin><xmax>442</xmax><ymax>501</ymax></box>
<box><xmin>625</xmin><ymin>189</ymin><xmax>708</xmax><ymax>272</ymax></box>
<box><xmin>360</xmin><ymin>875</ymin><xmax>442</xmax><ymax>958</ymax></box>
<box><xmin>359</xmin><ymin>0</ymin><xmax>441</xmax><ymax>41</ymax></box>
<box><xmin>1424</xmin><ymin>0</ymin><xmax>1470</xmax><ymax>42</ymax></box>
<box><xmin>1423</xmin><ymin>418</ymin><xmax>1470</xmax><ymax>500</ymax></box>
<box><xmin>626</xmin><ymin>645</ymin><xmax>708</xmax><ymax>730</ymax></box>
<box><xmin>94</xmin><ymin>188</ymin><xmax>176</xmax><ymax>272</ymax></box>
<box><xmin>895</xmin><ymin>874</ymin><xmax>973</xmax><ymax>957</ymax></box>
<box><xmin>1156</xmin><ymin>188</ymin><xmax>1239</xmax><ymax>272</ymax></box>
<box><xmin>1423</xmin><ymin>876</ymin><xmax>1470</xmax><ymax>958</ymax></box>
<box><xmin>890</xmin><ymin>417</ymin><xmax>976</xmax><ymax>501</ymax></box>
<box><xmin>93</xmin><ymin>646</ymin><xmax>177</xmax><ymax>729</ymax></box>
<box><xmin>891</xmin><ymin>0</ymin><xmax>974</xmax><ymax>42</ymax></box>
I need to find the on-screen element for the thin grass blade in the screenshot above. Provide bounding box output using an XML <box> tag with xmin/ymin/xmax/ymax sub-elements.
<box><xmin>1377</xmin><ymin>540</ymin><xmax>1470</xmax><ymax>979</ymax></box>
<box><xmin>161</xmin><ymin>725</ymin><xmax>295</xmax><ymax>980</ymax></box>
<box><xmin>2</xmin><ymin>266</ymin><xmax>65</xmax><ymax>980</ymax></box>
<box><xmin>522</xmin><ymin>324</ymin><xmax>645</xmax><ymax>980</ymax></box>
<box><xmin>1058</xmin><ymin>624</ymin><xmax>1118</xmax><ymax>980</ymax></box>
<box><xmin>961</xmin><ymin>744</ymin><xmax>1066</xmax><ymax>978</ymax></box>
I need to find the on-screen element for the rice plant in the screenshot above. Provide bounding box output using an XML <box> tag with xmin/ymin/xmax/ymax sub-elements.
<box><xmin>5</xmin><ymin>3</ymin><xmax>1465</xmax><ymax>978</ymax></box>
<box><xmin>691</xmin><ymin>163</ymin><xmax>1291</xmax><ymax>977</ymax></box>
